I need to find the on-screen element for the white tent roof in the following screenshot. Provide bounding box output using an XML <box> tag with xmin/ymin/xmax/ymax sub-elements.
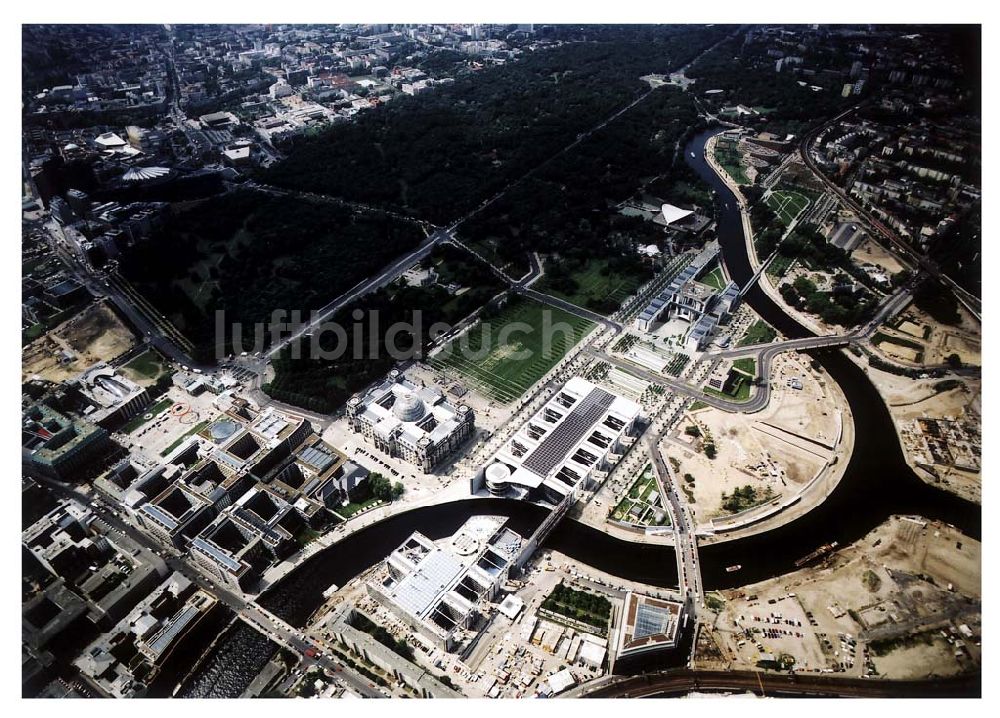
<box><xmin>547</xmin><ymin>668</ymin><xmax>577</xmax><ymax>694</ymax></box>
<box><xmin>95</xmin><ymin>132</ymin><xmax>127</xmax><ymax>148</ymax></box>
<box><xmin>660</xmin><ymin>204</ymin><xmax>695</xmax><ymax>225</ymax></box>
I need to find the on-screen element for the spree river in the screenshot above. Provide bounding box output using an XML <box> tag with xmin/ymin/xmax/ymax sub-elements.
<box><xmin>173</xmin><ymin>127</ymin><xmax>980</xmax><ymax>697</ymax></box>
<box><xmin>683</xmin><ymin>127</ymin><xmax>979</xmax><ymax>589</ymax></box>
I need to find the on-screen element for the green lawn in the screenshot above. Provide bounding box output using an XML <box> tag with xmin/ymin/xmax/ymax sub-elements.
<box><xmin>732</xmin><ymin>357</ymin><xmax>757</xmax><ymax>377</ymax></box>
<box><xmin>431</xmin><ymin>297</ymin><xmax>595</xmax><ymax>403</ymax></box>
<box><xmin>23</xmin><ymin>323</ymin><xmax>44</xmax><ymax>344</ymax></box>
<box><xmin>765</xmin><ymin>189</ymin><xmax>811</xmax><ymax>226</ymax></box>
<box><xmin>535</xmin><ymin>258</ymin><xmax>645</xmax><ymax>315</ymax></box>
<box><xmin>700</xmin><ymin>264</ymin><xmax>727</xmax><ymax>291</ymax></box>
<box><xmin>121</xmin><ymin>349</ymin><xmax>170</xmax><ymax>381</ymax></box>
<box><xmin>293</xmin><ymin>526</ymin><xmax>321</xmax><ymax>548</ymax></box>
<box><xmin>704</xmin><ymin>375</ymin><xmax>752</xmax><ymax>402</ymax></box>
<box><xmin>766</xmin><ymin>253</ymin><xmax>796</xmax><ymax>279</ymax></box>
<box><xmin>714</xmin><ymin>139</ymin><xmax>750</xmax><ymax>185</ymax></box>
<box><xmin>122</xmin><ymin>398</ymin><xmax>174</xmax><ymax>434</ymax></box>
<box><xmin>738</xmin><ymin>320</ymin><xmax>777</xmax><ymax>347</ymax></box>
<box><xmin>338</xmin><ymin>496</ymin><xmax>383</xmax><ymax>518</ymax></box>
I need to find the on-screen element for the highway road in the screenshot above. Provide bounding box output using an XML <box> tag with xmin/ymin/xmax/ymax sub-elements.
<box><xmin>264</xmin><ymin>226</ymin><xmax>452</xmax><ymax>359</ymax></box>
<box><xmin>244</xmin><ymin>180</ymin><xmax>433</xmax><ymax>231</ymax></box>
<box><xmin>521</xmin><ymin>287</ymin><xmax>624</xmax><ymax>331</ymax></box>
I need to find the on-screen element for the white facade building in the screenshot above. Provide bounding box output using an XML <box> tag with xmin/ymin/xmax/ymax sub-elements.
<box><xmin>477</xmin><ymin>377</ymin><xmax>641</xmax><ymax>506</ymax></box>
<box><xmin>347</xmin><ymin>371</ymin><xmax>475</xmax><ymax>472</ymax></box>
<box><xmin>367</xmin><ymin>516</ymin><xmax>523</xmax><ymax>651</ymax></box>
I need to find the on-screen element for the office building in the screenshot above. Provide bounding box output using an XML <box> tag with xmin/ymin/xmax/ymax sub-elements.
<box><xmin>475</xmin><ymin>377</ymin><xmax>641</xmax><ymax>506</ymax></box>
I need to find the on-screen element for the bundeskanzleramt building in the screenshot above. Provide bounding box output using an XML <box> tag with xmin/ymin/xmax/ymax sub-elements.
<box><xmin>347</xmin><ymin>371</ymin><xmax>474</xmax><ymax>472</ymax></box>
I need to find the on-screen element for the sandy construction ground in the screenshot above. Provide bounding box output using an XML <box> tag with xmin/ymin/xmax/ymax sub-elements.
<box><xmin>696</xmin><ymin>516</ymin><xmax>980</xmax><ymax>680</ymax></box>
<box><xmin>852</xmin><ymin>238</ymin><xmax>907</xmax><ymax>276</ymax></box>
<box><xmin>664</xmin><ymin>351</ymin><xmax>847</xmax><ymax>524</ymax></box>
<box><xmin>869</xmin><ymin>300</ymin><xmax>981</xmax><ymax>369</ymax></box>
<box><xmin>860</xmin><ymin>359</ymin><xmax>981</xmax><ymax>504</ymax></box>
<box><xmin>22</xmin><ymin>301</ymin><xmax>136</xmax><ymax>383</ymax></box>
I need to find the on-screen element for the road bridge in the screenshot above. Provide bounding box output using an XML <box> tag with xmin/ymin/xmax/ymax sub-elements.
<box><xmin>710</xmin><ymin>333</ymin><xmax>852</xmax><ymax>360</ymax></box>
<box><xmin>646</xmin><ymin>435</ymin><xmax>701</xmax><ymax>600</ymax></box>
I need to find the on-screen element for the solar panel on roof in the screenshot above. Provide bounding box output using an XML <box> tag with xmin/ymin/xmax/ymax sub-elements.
<box><xmin>523</xmin><ymin>388</ymin><xmax>615</xmax><ymax>478</ymax></box>
<box><xmin>299</xmin><ymin>445</ymin><xmax>334</xmax><ymax>471</ymax></box>
<box><xmin>147</xmin><ymin>605</ymin><xmax>199</xmax><ymax>657</ymax></box>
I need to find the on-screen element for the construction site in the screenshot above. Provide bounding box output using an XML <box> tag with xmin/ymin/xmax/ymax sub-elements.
<box><xmin>661</xmin><ymin>350</ymin><xmax>851</xmax><ymax>531</ymax></box>
<box><xmin>695</xmin><ymin>515</ymin><xmax>980</xmax><ymax>681</ymax></box>
<box><xmin>22</xmin><ymin>301</ymin><xmax>136</xmax><ymax>383</ymax></box>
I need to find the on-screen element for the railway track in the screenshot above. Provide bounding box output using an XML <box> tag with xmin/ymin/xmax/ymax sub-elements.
<box><xmin>583</xmin><ymin>668</ymin><xmax>980</xmax><ymax>698</ymax></box>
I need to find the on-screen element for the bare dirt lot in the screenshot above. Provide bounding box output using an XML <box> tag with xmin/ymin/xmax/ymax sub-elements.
<box><xmin>22</xmin><ymin>301</ymin><xmax>136</xmax><ymax>383</ymax></box>
<box><xmin>664</xmin><ymin>351</ymin><xmax>847</xmax><ymax>525</ymax></box>
<box><xmin>697</xmin><ymin>516</ymin><xmax>980</xmax><ymax>681</ymax></box>
<box><xmin>852</xmin><ymin>238</ymin><xmax>907</xmax><ymax>276</ymax></box>
<box><xmin>870</xmin><ymin>300</ymin><xmax>981</xmax><ymax>369</ymax></box>
<box><xmin>860</xmin><ymin>360</ymin><xmax>981</xmax><ymax>504</ymax></box>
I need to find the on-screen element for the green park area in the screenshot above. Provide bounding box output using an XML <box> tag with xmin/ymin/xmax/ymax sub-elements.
<box><xmin>263</xmin><ymin>244</ymin><xmax>507</xmax><ymax>415</ymax></box>
<box><xmin>664</xmin><ymin>352</ymin><xmax>691</xmax><ymax>377</ymax></box>
<box><xmin>738</xmin><ymin>319</ymin><xmax>777</xmax><ymax>347</ymax></box>
<box><xmin>120</xmin><ymin>349</ymin><xmax>171</xmax><ymax>383</ymax></box>
<box><xmin>610</xmin><ymin>464</ymin><xmax>670</xmax><ymax>527</ymax></box>
<box><xmin>714</xmin><ymin>138</ymin><xmax>750</xmax><ymax>185</ymax></box>
<box><xmin>119</xmin><ymin>190</ymin><xmax>426</xmax><ymax>360</ymax></box>
<box><xmin>699</xmin><ymin>263</ymin><xmax>727</xmax><ymax>291</ymax></box>
<box><xmin>720</xmin><ymin>484</ymin><xmax>775</xmax><ymax>514</ymax></box>
<box><xmin>765</xmin><ymin>188</ymin><xmax>811</xmax><ymax>226</ymax></box>
<box><xmin>540</xmin><ymin>582</ymin><xmax>612</xmax><ymax>633</ymax></box>
<box><xmin>432</xmin><ymin>297</ymin><xmax>594</xmax><ymax>403</ymax></box>
<box><xmin>535</xmin><ymin>256</ymin><xmax>651</xmax><ymax>316</ymax></box>
<box><xmin>337</xmin><ymin>474</ymin><xmax>403</xmax><ymax>518</ymax></box>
